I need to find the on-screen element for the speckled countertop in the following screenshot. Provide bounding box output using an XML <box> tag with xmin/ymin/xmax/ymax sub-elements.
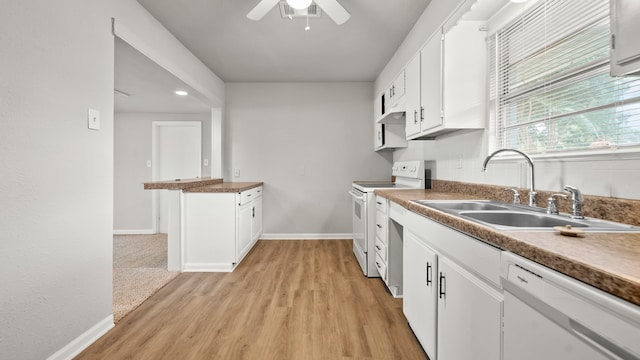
<box><xmin>375</xmin><ymin>188</ymin><xmax>640</xmax><ymax>307</ymax></box>
<box><xmin>143</xmin><ymin>177</ymin><xmax>223</xmax><ymax>190</ymax></box>
<box><xmin>183</xmin><ymin>182</ymin><xmax>263</xmax><ymax>193</ymax></box>
<box><xmin>144</xmin><ymin>177</ymin><xmax>263</xmax><ymax>193</ymax></box>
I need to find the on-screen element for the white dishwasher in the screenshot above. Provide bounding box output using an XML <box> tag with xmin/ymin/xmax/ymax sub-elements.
<box><xmin>501</xmin><ymin>252</ymin><xmax>640</xmax><ymax>360</ymax></box>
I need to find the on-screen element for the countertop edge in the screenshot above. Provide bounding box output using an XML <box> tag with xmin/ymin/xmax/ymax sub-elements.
<box><xmin>375</xmin><ymin>189</ymin><xmax>640</xmax><ymax>307</ymax></box>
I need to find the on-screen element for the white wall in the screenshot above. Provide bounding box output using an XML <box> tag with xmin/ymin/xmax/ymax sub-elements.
<box><xmin>114</xmin><ymin>113</ymin><xmax>211</xmax><ymax>233</ymax></box>
<box><xmin>225</xmin><ymin>82</ymin><xmax>392</xmax><ymax>237</ymax></box>
<box><xmin>431</xmin><ymin>131</ymin><xmax>640</xmax><ymax>200</ymax></box>
<box><xmin>0</xmin><ymin>1</ymin><xmax>224</xmax><ymax>359</ymax></box>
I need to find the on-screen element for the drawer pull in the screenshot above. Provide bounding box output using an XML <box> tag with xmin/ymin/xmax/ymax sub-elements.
<box><xmin>426</xmin><ymin>262</ymin><xmax>432</xmax><ymax>286</ymax></box>
<box><xmin>439</xmin><ymin>272</ymin><xmax>446</xmax><ymax>299</ymax></box>
<box><xmin>376</xmin><ymin>224</ymin><xmax>383</xmax><ymax>229</ymax></box>
<box><xmin>376</xmin><ymin>245</ymin><xmax>381</xmax><ymax>250</ymax></box>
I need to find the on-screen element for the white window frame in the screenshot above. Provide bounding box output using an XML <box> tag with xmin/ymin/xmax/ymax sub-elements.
<box><xmin>486</xmin><ymin>0</ymin><xmax>640</xmax><ymax>161</ymax></box>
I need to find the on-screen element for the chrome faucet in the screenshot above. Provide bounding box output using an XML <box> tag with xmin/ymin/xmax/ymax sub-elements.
<box><xmin>504</xmin><ymin>188</ymin><xmax>521</xmax><ymax>204</ymax></box>
<box><xmin>482</xmin><ymin>149</ymin><xmax>537</xmax><ymax>207</ymax></box>
<box><xmin>546</xmin><ymin>193</ymin><xmax>568</xmax><ymax>215</ymax></box>
<box><xmin>563</xmin><ymin>185</ymin><xmax>584</xmax><ymax>219</ymax></box>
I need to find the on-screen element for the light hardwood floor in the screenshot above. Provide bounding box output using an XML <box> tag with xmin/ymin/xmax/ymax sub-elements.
<box><xmin>76</xmin><ymin>240</ymin><xmax>428</xmax><ymax>359</ymax></box>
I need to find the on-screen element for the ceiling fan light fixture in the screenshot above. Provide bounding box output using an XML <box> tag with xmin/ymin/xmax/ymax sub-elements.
<box><xmin>287</xmin><ymin>0</ymin><xmax>312</xmax><ymax>10</ymax></box>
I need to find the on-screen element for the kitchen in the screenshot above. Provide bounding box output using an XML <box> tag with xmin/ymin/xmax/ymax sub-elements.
<box><xmin>2</xmin><ymin>0</ymin><xmax>640</xmax><ymax>359</ymax></box>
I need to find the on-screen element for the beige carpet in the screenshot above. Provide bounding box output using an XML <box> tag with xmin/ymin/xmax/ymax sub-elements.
<box><xmin>113</xmin><ymin>234</ymin><xmax>179</xmax><ymax>323</ymax></box>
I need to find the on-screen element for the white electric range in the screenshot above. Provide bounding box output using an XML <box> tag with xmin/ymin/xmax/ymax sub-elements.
<box><xmin>349</xmin><ymin>161</ymin><xmax>426</xmax><ymax>277</ymax></box>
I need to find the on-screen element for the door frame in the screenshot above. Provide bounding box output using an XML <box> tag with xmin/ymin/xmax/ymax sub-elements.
<box><xmin>151</xmin><ymin>120</ymin><xmax>202</xmax><ymax>233</ymax></box>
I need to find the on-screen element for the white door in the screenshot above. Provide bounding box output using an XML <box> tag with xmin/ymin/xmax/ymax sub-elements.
<box><xmin>153</xmin><ymin>121</ymin><xmax>202</xmax><ymax>233</ymax></box>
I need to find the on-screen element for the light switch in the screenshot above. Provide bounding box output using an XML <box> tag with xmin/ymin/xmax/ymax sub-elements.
<box><xmin>88</xmin><ymin>108</ymin><xmax>100</xmax><ymax>130</ymax></box>
<box><xmin>146</xmin><ymin>160</ymin><xmax>152</xmax><ymax>168</ymax></box>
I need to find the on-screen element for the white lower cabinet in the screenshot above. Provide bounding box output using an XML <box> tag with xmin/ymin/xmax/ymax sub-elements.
<box><xmin>183</xmin><ymin>186</ymin><xmax>263</xmax><ymax>272</ymax></box>
<box><xmin>403</xmin><ymin>230</ymin><xmax>438</xmax><ymax>360</ymax></box>
<box><xmin>403</xmin><ymin>210</ymin><xmax>503</xmax><ymax>360</ymax></box>
<box><xmin>437</xmin><ymin>257</ymin><xmax>502</xmax><ymax>360</ymax></box>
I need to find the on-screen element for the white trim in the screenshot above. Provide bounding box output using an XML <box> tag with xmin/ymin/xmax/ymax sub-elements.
<box><xmin>182</xmin><ymin>263</ymin><xmax>234</xmax><ymax>272</ymax></box>
<box><xmin>260</xmin><ymin>233</ymin><xmax>353</xmax><ymax>240</ymax></box>
<box><xmin>113</xmin><ymin>229</ymin><xmax>155</xmax><ymax>235</ymax></box>
<box><xmin>46</xmin><ymin>315</ymin><xmax>113</xmax><ymax>360</ymax></box>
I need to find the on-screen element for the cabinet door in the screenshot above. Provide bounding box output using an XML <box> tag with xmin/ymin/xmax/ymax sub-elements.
<box><xmin>611</xmin><ymin>0</ymin><xmax>640</xmax><ymax>75</ymax></box>
<box><xmin>441</xmin><ymin>21</ymin><xmax>486</xmax><ymax>130</ymax></box>
<box><xmin>237</xmin><ymin>202</ymin><xmax>252</xmax><ymax>261</ymax></box>
<box><xmin>393</xmin><ymin>70</ymin><xmax>406</xmax><ymax>101</ymax></box>
<box><xmin>405</xmin><ymin>54</ymin><xmax>422</xmax><ymax>138</ymax></box>
<box><xmin>419</xmin><ymin>30</ymin><xmax>443</xmax><ymax>132</ymax></box>
<box><xmin>403</xmin><ymin>230</ymin><xmax>438</xmax><ymax>359</ymax></box>
<box><xmin>437</xmin><ymin>257</ymin><xmax>502</xmax><ymax>360</ymax></box>
<box><xmin>251</xmin><ymin>197</ymin><xmax>262</xmax><ymax>242</ymax></box>
<box><xmin>374</xmin><ymin>123</ymin><xmax>384</xmax><ymax>149</ymax></box>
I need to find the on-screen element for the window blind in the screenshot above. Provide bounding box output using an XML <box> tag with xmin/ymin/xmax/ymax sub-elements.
<box><xmin>489</xmin><ymin>0</ymin><xmax>640</xmax><ymax>155</ymax></box>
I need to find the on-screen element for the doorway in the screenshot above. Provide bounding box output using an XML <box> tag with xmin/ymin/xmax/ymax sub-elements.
<box><xmin>152</xmin><ymin>121</ymin><xmax>202</xmax><ymax>233</ymax></box>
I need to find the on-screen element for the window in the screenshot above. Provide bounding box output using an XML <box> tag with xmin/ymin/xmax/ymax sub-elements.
<box><xmin>488</xmin><ymin>0</ymin><xmax>640</xmax><ymax>155</ymax></box>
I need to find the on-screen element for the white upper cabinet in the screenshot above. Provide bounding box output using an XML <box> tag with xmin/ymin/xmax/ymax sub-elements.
<box><xmin>407</xmin><ymin>21</ymin><xmax>486</xmax><ymax>140</ymax></box>
<box><xmin>404</xmin><ymin>53</ymin><xmax>423</xmax><ymax>137</ymax></box>
<box><xmin>389</xmin><ymin>70</ymin><xmax>406</xmax><ymax>110</ymax></box>
<box><xmin>610</xmin><ymin>0</ymin><xmax>640</xmax><ymax>76</ymax></box>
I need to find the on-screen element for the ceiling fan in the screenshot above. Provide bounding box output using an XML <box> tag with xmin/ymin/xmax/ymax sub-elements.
<box><xmin>247</xmin><ymin>0</ymin><xmax>350</xmax><ymax>25</ymax></box>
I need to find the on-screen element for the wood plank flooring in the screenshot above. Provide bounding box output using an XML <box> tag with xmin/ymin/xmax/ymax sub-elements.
<box><xmin>76</xmin><ymin>240</ymin><xmax>428</xmax><ymax>359</ymax></box>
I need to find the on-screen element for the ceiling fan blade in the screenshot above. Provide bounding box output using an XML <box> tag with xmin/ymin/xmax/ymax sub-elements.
<box><xmin>314</xmin><ymin>0</ymin><xmax>350</xmax><ymax>25</ymax></box>
<box><xmin>247</xmin><ymin>0</ymin><xmax>281</xmax><ymax>21</ymax></box>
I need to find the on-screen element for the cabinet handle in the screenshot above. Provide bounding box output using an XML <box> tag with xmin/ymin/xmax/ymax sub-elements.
<box><xmin>376</xmin><ymin>245</ymin><xmax>381</xmax><ymax>251</ymax></box>
<box><xmin>439</xmin><ymin>272</ymin><xmax>446</xmax><ymax>299</ymax></box>
<box><xmin>376</xmin><ymin>261</ymin><xmax>381</xmax><ymax>269</ymax></box>
<box><xmin>376</xmin><ymin>224</ymin><xmax>383</xmax><ymax>229</ymax></box>
<box><xmin>414</xmin><ymin>110</ymin><xmax>418</xmax><ymax>124</ymax></box>
<box><xmin>426</xmin><ymin>262</ymin><xmax>432</xmax><ymax>286</ymax></box>
<box><xmin>376</xmin><ymin>201</ymin><xmax>383</xmax><ymax>205</ymax></box>
<box><xmin>252</xmin><ymin>206</ymin><xmax>255</xmax><ymax>218</ymax></box>
<box><xmin>420</xmin><ymin>107</ymin><xmax>424</xmax><ymax>121</ymax></box>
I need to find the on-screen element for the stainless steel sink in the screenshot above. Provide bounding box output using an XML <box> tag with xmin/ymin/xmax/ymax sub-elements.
<box><xmin>460</xmin><ymin>211</ymin><xmax>587</xmax><ymax>228</ymax></box>
<box><xmin>412</xmin><ymin>200</ymin><xmax>640</xmax><ymax>232</ymax></box>
<box><xmin>413</xmin><ymin>200</ymin><xmax>509</xmax><ymax>211</ymax></box>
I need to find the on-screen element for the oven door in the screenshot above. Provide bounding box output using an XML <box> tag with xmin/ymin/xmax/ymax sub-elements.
<box><xmin>349</xmin><ymin>188</ymin><xmax>367</xmax><ymax>275</ymax></box>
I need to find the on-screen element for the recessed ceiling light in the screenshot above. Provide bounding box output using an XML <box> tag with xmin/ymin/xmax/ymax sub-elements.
<box><xmin>175</xmin><ymin>90</ymin><xmax>188</xmax><ymax>96</ymax></box>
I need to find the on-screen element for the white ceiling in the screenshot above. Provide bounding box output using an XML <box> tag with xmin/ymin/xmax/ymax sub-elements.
<box><xmin>136</xmin><ymin>0</ymin><xmax>433</xmax><ymax>82</ymax></box>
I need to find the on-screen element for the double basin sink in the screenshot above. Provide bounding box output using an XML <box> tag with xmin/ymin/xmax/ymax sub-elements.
<box><xmin>412</xmin><ymin>200</ymin><xmax>640</xmax><ymax>232</ymax></box>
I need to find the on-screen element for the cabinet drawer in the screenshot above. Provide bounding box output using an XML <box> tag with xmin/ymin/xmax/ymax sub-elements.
<box><xmin>375</xmin><ymin>211</ymin><xmax>387</xmax><ymax>244</ymax></box>
<box><xmin>375</xmin><ymin>196</ymin><xmax>388</xmax><ymax>213</ymax></box>
<box><xmin>375</xmin><ymin>236</ymin><xmax>387</xmax><ymax>262</ymax></box>
<box><xmin>240</xmin><ymin>186</ymin><xmax>262</xmax><ymax>205</ymax></box>
<box><xmin>375</xmin><ymin>253</ymin><xmax>387</xmax><ymax>281</ymax></box>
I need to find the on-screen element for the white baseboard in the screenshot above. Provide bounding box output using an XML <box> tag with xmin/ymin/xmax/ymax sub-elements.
<box><xmin>182</xmin><ymin>262</ymin><xmax>234</xmax><ymax>272</ymax></box>
<box><xmin>260</xmin><ymin>233</ymin><xmax>353</xmax><ymax>240</ymax></box>
<box><xmin>113</xmin><ymin>229</ymin><xmax>155</xmax><ymax>235</ymax></box>
<box><xmin>47</xmin><ymin>315</ymin><xmax>114</xmax><ymax>360</ymax></box>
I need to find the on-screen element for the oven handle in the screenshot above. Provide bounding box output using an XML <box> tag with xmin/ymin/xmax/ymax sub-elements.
<box><xmin>349</xmin><ymin>190</ymin><xmax>365</xmax><ymax>201</ymax></box>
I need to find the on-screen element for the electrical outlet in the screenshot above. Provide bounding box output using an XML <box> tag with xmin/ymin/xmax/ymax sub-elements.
<box><xmin>146</xmin><ymin>160</ymin><xmax>152</xmax><ymax>168</ymax></box>
<box><xmin>457</xmin><ymin>154</ymin><xmax>463</xmax><ymax>169</ymax></box>
<box><xmin>203</xmin><ymin>159</ymin><xmax>209</xmax><ymax>166</ymax></box>
<box><xmin>233</xmin><ymin>169</ymin><xmax>240</xmax><ymax>178</ymax></box>
<box><xmin>88</xmin><ymin>108</ymin><xmax>100</xmax><ymax>130</ymax></box>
